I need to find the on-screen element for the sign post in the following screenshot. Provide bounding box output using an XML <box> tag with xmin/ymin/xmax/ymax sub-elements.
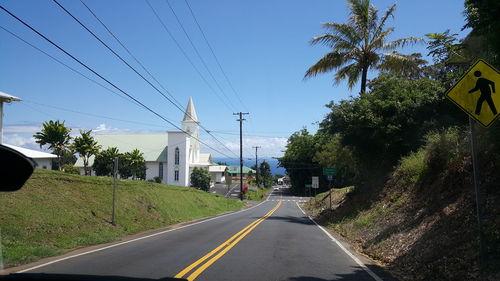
<box><xmin>445</xmin><ymin>59</ymin><xmax>500</xmax><ymax>273</ymax></box>
<box><xmin>323</xmin><ymin>168</ymin><xmax>337</xmax><ymax>210</ymax></box>
<box><xmin>312</xmin><ymin>176</ymin><xmax>319</xmax><ymax>196</ymax></box>
<box><xmin>305</xmin><ymin>184</ymin><xmax>312</xmax><ymax>197</ymax></box>
<box><xmin>111</xmin><ymin>157</ymin><xmax>118</xmax><ymax>226</ymax></box>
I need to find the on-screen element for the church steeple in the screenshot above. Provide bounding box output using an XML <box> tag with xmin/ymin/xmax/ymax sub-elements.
<box><xmin>181</xmin><ymin>97</ymin><xmax>200</xmax><ymax>163</ymax></box>
<box><xmin>183</xmin><ymin>97</ymin><xmax>198</xmax><ymax>123</ymax></box>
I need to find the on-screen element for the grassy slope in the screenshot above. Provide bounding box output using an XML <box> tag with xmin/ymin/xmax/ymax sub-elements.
<box><xmin>305</xmin><ymin>155</ymin><xmax>499</xmax><ymax>281</ymax></box>
<box><xmin>0</xmin><ymin>169</ymin><xmax>244</xmax><ymax>267</ymax></box>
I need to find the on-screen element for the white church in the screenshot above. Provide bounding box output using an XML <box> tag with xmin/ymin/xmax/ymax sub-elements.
<box><xmin>75</xmin><ymin>98</ymin><xmax>226</xmax><ymax>186</ymax></box>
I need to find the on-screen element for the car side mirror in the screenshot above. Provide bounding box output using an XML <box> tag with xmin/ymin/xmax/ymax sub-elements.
<box><xmin>0</xmin><ymin>144</ymin><xmax>35</xmax><ymax>191</ymax></box>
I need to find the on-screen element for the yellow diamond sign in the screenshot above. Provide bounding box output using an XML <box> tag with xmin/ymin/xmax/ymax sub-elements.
<box><xmin>446</xmin><ymin>59</ymin><xmax>500</xmax><ymax>127</ymax></box>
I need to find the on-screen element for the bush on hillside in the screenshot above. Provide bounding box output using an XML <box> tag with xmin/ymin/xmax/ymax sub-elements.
<box><xmin>61</xmin><ymin>164</ymin><xmax>79</xmax><ymax>175</ymax></box>
<box><xmin>191</xmin><ymin>167</ymin><xmax>210</xmax><ymax>191</ymax></box>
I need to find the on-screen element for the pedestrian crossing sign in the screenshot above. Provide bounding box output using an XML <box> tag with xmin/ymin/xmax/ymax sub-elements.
<box><xmin>446</xmin><ymin>59</ymin><xmax>500</xmax><ymax>127</ymax></box>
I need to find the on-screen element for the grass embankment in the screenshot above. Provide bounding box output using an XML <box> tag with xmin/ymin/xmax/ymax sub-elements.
<box><xmin>244</xmin><ymin>187</ymin><xmax>272</xmax><ymax>201</ymax></box>
<box><xmin>0</xmin><ymin>169</ymin><xmax>244</xmax><ymax>268</ymax></box>
<box><xmin>304</xmin><ymin>130</ymin><xmax>499</xmax><ymax>281</ymax></box>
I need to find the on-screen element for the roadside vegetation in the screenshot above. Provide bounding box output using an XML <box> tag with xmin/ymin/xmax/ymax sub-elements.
<box><xmin>0</xmin><ymin>169</ymin><xmax>244</xmax><ymax>268</ymax></box>
<box><xmin>244</xmin><ymin>187</ymin><xmax>272</xmax><ymax>201</ymax></box>
<box><xmin>281</xmin><ymin>0</ymin><xmax>500</xmax><ymax>280</ymax></box>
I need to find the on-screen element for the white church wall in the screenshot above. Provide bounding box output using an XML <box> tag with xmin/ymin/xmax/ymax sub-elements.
<box><xmin>167</xmin><ymin>131</ymin><xmax>190</xmax><ymax>186</ymax></box>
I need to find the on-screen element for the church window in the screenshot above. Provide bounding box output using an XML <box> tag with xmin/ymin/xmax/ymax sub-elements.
<box><xmin>159</xmin><ymin>162</ymin><xmax>163</xmax><ymax>179</ymax></box>
<box><xmin>174</xmin><ymin>170</ymin><xmax>179</xmax><ymax>181</ymax></box>
<box><xmin>175</xmin><ymin>147</ymin><xmax>180</xmax><ymax>165</ymax></box>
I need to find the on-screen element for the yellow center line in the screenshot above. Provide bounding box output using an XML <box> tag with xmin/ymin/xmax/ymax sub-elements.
<box><xmin>174</xmin><ymin>201</ymin><xmax>282</xmax><ymax>280</ymax></box>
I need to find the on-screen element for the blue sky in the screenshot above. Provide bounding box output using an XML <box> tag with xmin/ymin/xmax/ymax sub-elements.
<box><xmin>1</xmin><ymin>0</ymin><xmax>470</xmax><ymax>159</ymax></box>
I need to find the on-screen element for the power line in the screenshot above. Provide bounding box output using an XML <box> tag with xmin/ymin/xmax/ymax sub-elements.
<box><xmin>78</xmin><ymin>0</ymin><xmax>184</xmax><ymax>110</ymax></box>
<box><xmin>0</xmin><ymin>4</ymin><xmax>236</xmax><ymax>159</ymax></box>
<box><xmin>183</xmin><ymin>0</ymin><xmax>247</xmax><ymax>111</ymax></box>
<box><xmin>24</xmin><ymin>100</ymin><xmax>173</xmax><ymax>129</ymax></box>
<box><xmin>0</xmin><ymin>25</ymin><xmax>137</xmax><ymax>107</ymax></box>
<box><xmin>145</xmin><ymin>0</ymin><xmax>233</xmax><ymax>111</ymax></box>
<box><xmin>164</xmin><ymin>0</ymin><xmax>235</xmax><ymax>110</ymax></box>
<box><xmin>52</xmin><ymin>0</ymin><xmax>238</xmax><ymax>158</ymax></box>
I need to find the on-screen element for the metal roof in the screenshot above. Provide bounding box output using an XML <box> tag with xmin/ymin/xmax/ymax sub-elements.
<box><xmin>3</xmin><ymin>144</ymin><xmax>57</xmax><ymax>159</ymax></box>
<box><xmin>227</xmin><ymin>166</ymin><xmax>256</xmax><ymax>174</ymax></box>
<box><xmin>75</xmin><ymin>134</ymin><xmax>168</xmax><ymax>167</ymax></box>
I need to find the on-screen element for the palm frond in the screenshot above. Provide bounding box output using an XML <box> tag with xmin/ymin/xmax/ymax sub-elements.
<box><xmin>382</xmin><ymin>37</ymin><xmax>423</xmax><ymax>51</ymax></box>
<box><xmin>348</xmin><ymin>0</ymin><xmax>370</xmax><ymax>30</ymax></box>
<box><xmin>322</xmin><ymin>22</ymin><xmax>362</xmax><ymax>45</ymax></box>
<box><xmin>310</xmin><ymin>34</ymin><xmax>357</xmax><ymax>51</ymax></box>
<box><xmin>373</xmin><ymin>4</ymin><xmax>396</xmax><ymax>38</ymax></box>
<box><xmin>304</xmin><ymin>51</ymin><xmax>350</xmax><ymax>78</ymax></box>
<box><xmin>369</xmin><ymin>27</ymin><xmax>394</xmax><ymax>49</ymax></box>
<box><xmin>377</xmin><ymin>52</ymin><xmax>427</xmax><ymax>79</ymax></box>
<box><xmin>334</xmin><ymin>62</ymin><xmax>362</xmax><ymax>89</ymax></box>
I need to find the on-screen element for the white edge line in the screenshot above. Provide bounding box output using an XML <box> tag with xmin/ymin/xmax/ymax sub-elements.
<box><xmin>17</xmin><ymin>200</ymin><xmax>269</xmax><ymax>273</ymax></box>
<box><xmin>295</xmin><ymin>202</ymin><xmax>384</xmax><ymax>281</ymax></box>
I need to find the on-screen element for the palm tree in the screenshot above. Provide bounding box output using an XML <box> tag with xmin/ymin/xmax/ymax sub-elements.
<box><xmin>305</xmin><ymin>0</ymin><xmax>423</xmax><ymax>94</ymax></box>
<box><xmin>33</xmin><ymin>120</ymin><xmax>72</xmax><ymax>170</ymax></box>
<box><xmin>125</xmin><ymin>149</ymin><xmax>145</xmax><ymax>180</ymax></box>
<box><xmin>72</xmin><ymin>130</ymin><xmax>101</xmax><ymax>176</ymax></box>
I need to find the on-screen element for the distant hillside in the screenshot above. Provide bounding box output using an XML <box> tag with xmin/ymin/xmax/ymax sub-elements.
<box><xmin>0</xmin><ymin>169</ymin><xmax>244</xmax><ymax>268</ymax></box>
<box><xmin>213</xmin><ymin>158</ymin><xmax>286</xmax><ymax>175</ymax></box>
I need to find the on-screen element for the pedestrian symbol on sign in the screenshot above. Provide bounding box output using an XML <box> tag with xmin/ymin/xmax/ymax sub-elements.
<box><xmin>446</xmin><ymin>59</ymin><xmax>500</xmax><ymax>127</ymax></box>
<box><xmin>468</xmin><ymin>71</ymin><xmax>497</xmax><ymax>115</ymax></box>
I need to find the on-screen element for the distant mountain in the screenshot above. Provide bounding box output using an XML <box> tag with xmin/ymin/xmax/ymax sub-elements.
<box><xmin>213</xmin><ymin>158</ymin><xmax>285</xmax><ymax>176</ymax></box>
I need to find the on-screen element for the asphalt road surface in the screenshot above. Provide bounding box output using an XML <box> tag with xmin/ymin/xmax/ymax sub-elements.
<box><xmin>13</xmin><ymin>189</ymin><xmax>392</xmax><ymax>281</ymax></box>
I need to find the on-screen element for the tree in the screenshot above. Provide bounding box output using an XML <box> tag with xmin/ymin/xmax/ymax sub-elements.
<box><xmin>53</xmin><ymin>149</ymin><xmax>77</xmax><ymax>171</ymax></box>
<box><xmin>122</xmin><ymin>149</ymin><xmax>146</xmax><ymax>180</ymax></box>
<box><xmin>319</xmin><ymin>73</ymin><xmax>457</xmax><ymax>169</ymax></box>
<box><xmin>278</xmin><ymin>129</ymin><xmax>323</xmax><ymax>194</ymax></box>
<box><xmin>191</xmin><ymin>167</ymin><xmax>211</xmax><ymax>191</ymax></box>
<box><xmin>33</xmin><ymin>120</ymin><xmax>72</xmax><ymax>170</ymax></box>
<box><xmin>72</xmin><ymin>130</ymin><xmax>100</xmax><ymax>175</ymax></box>
<box><xmin>93</xmin><ymin>147</ymin><xmax>120</xmax><ymax>176</ymax></box>
<box><xmin>304</xmin><ymin>0</ymin><xmax>422</xmax><ymax>94</ymax></box>
<box><xmin>464</xmin><ymin>0</ymin><xmax>500</xmax><ymax>66</ymax></box>
<box><xmin>259</xmin><ymin>161</ymin><xmax>273</xmax><ymax>188</ymax></box>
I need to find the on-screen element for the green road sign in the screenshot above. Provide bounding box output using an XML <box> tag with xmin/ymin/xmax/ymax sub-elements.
<box><xmin>323</xmin><ymin>168</ymin><xmax>337</xmax><ymax>176</ymax></box>
<box><xmin>305</xmin><ymin>184</ymin><xmax>312</xmax><ymax>188</ymax></box>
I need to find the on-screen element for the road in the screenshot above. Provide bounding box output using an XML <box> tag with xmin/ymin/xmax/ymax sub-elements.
<box><xmin>13</xmin><ymin>188</ymin><xmax>391</xmax><ymax>281</ymax></box>
<box><xmin>210</xmin><ymin>182</ymin><xmax>258</xmax><ymax>199</ymax></box>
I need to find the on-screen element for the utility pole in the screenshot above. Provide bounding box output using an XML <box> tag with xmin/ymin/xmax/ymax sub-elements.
<box><xmin>234</xmin><ymin>112</ymin><xmax>249</xmax><ymax>200</ymax></box>
<box><xmin>252</xmin><ymin>146</ymin><xmax>261</xmax><ymax>188</ymax></box>
<box><xmin>111</xmin><ymin>157</ymin><xmax>118</xmax><ymax>225</ymax></box>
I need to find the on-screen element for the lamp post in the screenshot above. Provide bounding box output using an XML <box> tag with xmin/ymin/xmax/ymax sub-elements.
<box><xmin>0</xmin><ymin>91</ymin><xmax>22</xmax><ymax>144</ymax></box>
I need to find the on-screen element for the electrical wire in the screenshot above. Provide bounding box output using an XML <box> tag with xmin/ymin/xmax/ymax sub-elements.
<box><xmin>0</xmin><ymin>25</ymin><xmax>138</xmax><ymax>106</ymax></box>
<box><xmin>145</xmin><ymin>0</ymin><xmax>233</xmax><ymax>112</ymax></box>
<box><xmin>52</xmin><ymin>0</ymin><xmax>239</xmax><ymax>158</ymax></box>
<box><xmin>183</xmin><ymin>0</ymin><xmax>247</xmax><ymax>111</ymax></box>
<box><xmin>78</xmin><ymin>0</ymin><xmax>184</xmax><ymax>110</ymax></box>
<box><xmin>164</xmin><ymin>0</ymin><xmax>235</xmax><ymax>110</ymax></box>
<box><xmin>0</xmin><ymin>4</ymin><xmax>236</xmax><ymax>159</ymax></box>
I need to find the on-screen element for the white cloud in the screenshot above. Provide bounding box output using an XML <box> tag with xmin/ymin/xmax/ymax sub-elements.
<box><xmin>3</xmin><ymin>125</ymin><xmax>41</xmax><ymax>134</ymax></box>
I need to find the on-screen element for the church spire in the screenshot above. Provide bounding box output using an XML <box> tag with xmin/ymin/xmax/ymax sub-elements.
<box><xmin>183</xmin><ymin>97</ymin><xmax>198</xmax><ymax>122</ymax></box>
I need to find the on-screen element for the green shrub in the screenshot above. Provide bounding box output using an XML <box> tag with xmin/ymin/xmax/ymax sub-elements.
<box><xmin>61</xmin><ymin>164</ymin><xmax>79</xmax><ymax>175</ymax></box>
<box><xmin>398</xmin><ymin>150</ymin><xmax>426</xmax><ymax>183</ymax></box>
<box><xmin>153</xmin><ymin>176</ymin><xmax>162</xmax><ymax>183</ymax></box>
<box><xmin>423</xmin><ymin>127</ymin><xmax>468</xmax><ymax>171</ymax></box>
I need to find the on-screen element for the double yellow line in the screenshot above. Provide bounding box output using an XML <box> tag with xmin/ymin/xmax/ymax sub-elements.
<box><xmin>174</xmin><ymin>201</ymin><xmax>282</xmax><ymax>281</ymax></box>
